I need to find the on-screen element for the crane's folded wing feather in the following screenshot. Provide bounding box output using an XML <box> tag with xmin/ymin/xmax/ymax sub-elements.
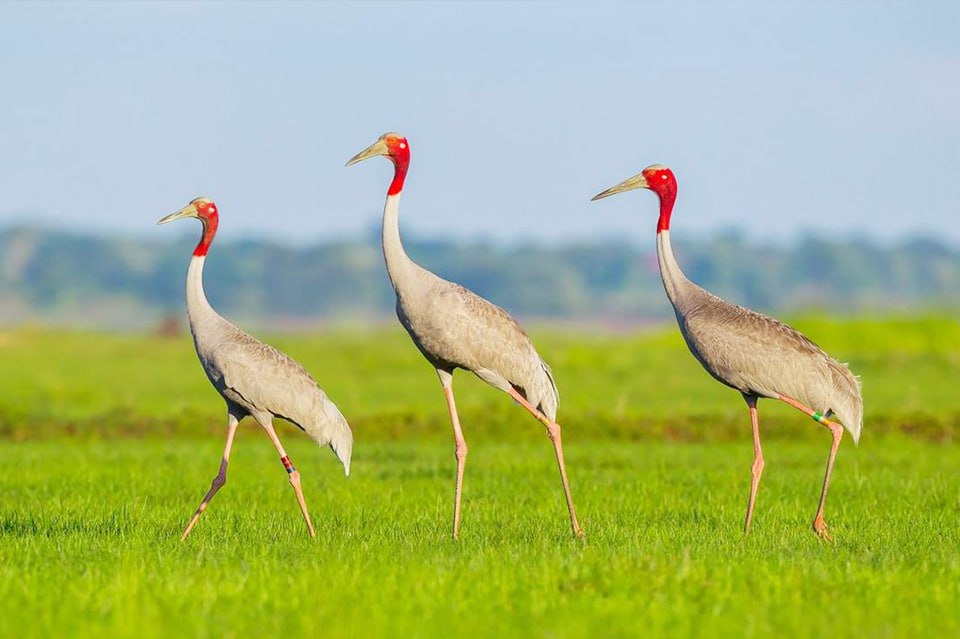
<box><xmin>408</xmin><ymin>277</ymin><xmax>559</xmax><ymax>419</ymax></box>
<box><xmin>681</xmin><ymin>299</ymin><xmax>861</xmax><ymax>435</ymax></box>
<box><xmin>207</xmin><ymin>332</ymin><xmax>346</xmax><ymax>442</ymax></box>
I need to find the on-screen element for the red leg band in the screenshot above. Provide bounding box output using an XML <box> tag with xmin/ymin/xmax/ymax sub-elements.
<box><xmin>280</xmin><ymin>455</ymin><xmax>295</xmax><ymax>474</ymax></box>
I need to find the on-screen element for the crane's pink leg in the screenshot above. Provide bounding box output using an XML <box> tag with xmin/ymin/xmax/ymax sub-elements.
<box><xmin>260</xmin><ymin>420</ymin><xmax>316</xmax><ymax>538</ymax></box>
<box><xmin>811</xmin><ymin>421</ymin><xmax>844</xmax><ymax>541</ymax></box>
<box><xmin>507</xmin><ymin>387</ymin><xmax>584</xmax><ymax>538</ymax></box>
<box><xmin>742</xmin><ymin>394</ymin><xmax>764</xmax><ymax>535</ymax></box>
<box><xmin>778</xmin><ymin>394</ymin><xmax>844</xmax><ymax>541</ymax></box>
<box><xmin>181</xmin><ymin>412</ymin><xmax>240</xmax><ymax>541</ymax></box>
<box><xmin>439</xmin><ymin>377</ymin><xmax>469</xmax><ymax>540</ymax></box>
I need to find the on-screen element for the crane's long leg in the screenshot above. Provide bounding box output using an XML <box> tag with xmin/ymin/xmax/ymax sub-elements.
<box><xmin>181</xmin><ymin>411</ymin><xmax>241</xmax><ymax>541</ymax></box>
<box><xmin>437</xmin><ymin>370</ymin><xmax>468</xmax><ymax>540</ymax></box>
<box><xmin>778</xmin><ymin>394</ymin><xmax>844</xmax><ymax>541</ymax></box>
<box><xmin>259</xmin><ymin>419</ymin><xmax>316</xmax><ymax>538</ymax></box>
<box><xmin>742</xmin><ymin>394</ymin><xmax>764</xmax><ymax>535</ymax></box>
<box><xmin>812</xmin><ymin>421</ymin><xmax>844</xmax><ymax>540</ymax></box>
<box><xmin>507</xmin><ymin>387</ymin><xmax>584</xmax><ymax>538</ymax></box>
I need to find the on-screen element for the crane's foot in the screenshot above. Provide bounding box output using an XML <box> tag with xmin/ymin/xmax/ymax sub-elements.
<box><xmin>813</xmin><ymin>515</ymin><xmax>833</xmax><ymax>542</ymax></box>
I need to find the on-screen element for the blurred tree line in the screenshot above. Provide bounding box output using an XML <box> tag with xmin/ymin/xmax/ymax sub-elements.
<box><xmin>1</xmin><ymin>225</ymin><xmax>958</xmax><ymax>327</ymax></box>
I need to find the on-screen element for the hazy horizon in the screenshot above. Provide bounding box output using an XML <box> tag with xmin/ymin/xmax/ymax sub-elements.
<box><xmin>2</xmin><ymin>216</ymin><xmax>958</xmax><ymax>250</ymax></box>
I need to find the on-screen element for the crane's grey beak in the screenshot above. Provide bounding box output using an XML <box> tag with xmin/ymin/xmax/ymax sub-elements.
<box><xmin>591</xmin><ymin>173</ymin><xmax>650</xmax><ymax>201</ymax></box>
<box><xmin>156</xmin><ymin>204</ymin><xmax>198</xmax><ymax>225</ymax></box>
<box><xmin>345</xmin><ymin>138</ymin><xmax>389</xmax><ymax>167</ymax></box>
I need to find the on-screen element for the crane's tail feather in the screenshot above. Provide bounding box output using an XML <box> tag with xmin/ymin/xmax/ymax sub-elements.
<box><xmin>537</xmin><ymin>359</ymin><xmax>560</xmax><ymax>423</ymax></box>
<box><xmin>328</xmin><ymin>407</ymin><xmax>353</xmax><ymax>477</ymax></box>
<box><xmin>828</xmin><ymin>360</ymin><xmax>863</xmax><ymax>445</ymax></box>
<box><xmin>330</xmin><ymin>423</ymin><xmax>353</xmax><ymax>476</ymax></box>
<box><xmin>304</xmin><ymin>398</ymin><xmax>353</xmax><ymax>476</ymax></box>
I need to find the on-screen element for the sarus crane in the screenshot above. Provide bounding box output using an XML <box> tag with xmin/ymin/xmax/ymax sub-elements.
<box><xmin>347</xmin><ymin>133</ymin><xmax>582</xmax><ymax>539</ymax></box>
<box><xmin>592</xmin><ymin>165</ymin><xmax>862</xmax><ymax>539</ymax></box>
<box><xmin>158</xmin><ymin>197</ymin><xmax>352</xmax><ymax>540</ymax></box>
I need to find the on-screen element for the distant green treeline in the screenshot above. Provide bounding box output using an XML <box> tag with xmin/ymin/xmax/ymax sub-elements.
<box><xmin>1</xmin><ymin>226</ymin><xmax>958</xmax><ymax>327</ymax></box>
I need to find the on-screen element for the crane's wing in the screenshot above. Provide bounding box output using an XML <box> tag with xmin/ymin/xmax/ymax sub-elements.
<box><xmin>208</xmin><ymin>331</ymin><xmax>327</xmax><ymax>426</ymax></box>
<box><xmin>408</xmin><ymin>277</ymin><xmax>559</xmax><ymax>418</ymax></box>
<box><xmin>682</xmin><ymin>298</ymin><xmax>847</xmax><ymax>402</ymax></box>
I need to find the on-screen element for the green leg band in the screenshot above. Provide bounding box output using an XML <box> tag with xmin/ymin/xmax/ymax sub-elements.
<box><xmin>812</xmin><ymin>411</ymin><xmax>825</xmax><ymax>423</ymax></box>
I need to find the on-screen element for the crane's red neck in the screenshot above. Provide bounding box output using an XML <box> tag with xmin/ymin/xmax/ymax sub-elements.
<box><xmin>193</xmin><ymin>202</ymin><xmax>219</xmax><ymax>257</ymax></box>
<box><xmin>387</xmin><ymin>139</ymin><xmax>410</xmax><ymax>196</ymax></box>
<box><xmin>645</xmin><ymin>167</ymin><xmax>678</xmax><ymax>234</ymax></box>
<box><xmin>657</xmin><ymin>192</ymin><xmax>676</xmax><ymax>234</ymax></box>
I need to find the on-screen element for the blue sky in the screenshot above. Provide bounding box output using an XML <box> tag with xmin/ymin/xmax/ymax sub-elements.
<box><xmin>0</xmin><ymin>1</ymin><xmax>957</xmax><ymax>245</ymax></box>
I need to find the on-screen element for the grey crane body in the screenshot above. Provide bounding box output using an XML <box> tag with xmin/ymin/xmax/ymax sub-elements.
<box><xmin>392</xmin><ymin>263</ymin><xmax>559</xmax><ymax>421</ymax></box>
<box><xmin>593</xmin><ymin>165</ymin><xmax>862</xmax><ymax>539</ymax></box>
<box><xmin>347</xmin><ymin>133</ymin><xmax>581</xmax><ymax>538</ymax></box>
<box><xmin>662</xmin><ymin>242</ymin><xmax>862</xmax><ymax>442</ymax></box>
<box><xmin>186</xmin><ymin>276</ymin><xmax>352</xmax><ymax>462</ymax></box>
<box><xmin>657</xmin><ymin>230</ymin><xmax>863</xmax><ymax>442</ymax></box>
<box><xmin>159</xmin><ymin>197</ymin><xmax>351</xmax><ymax>540</ymax></box>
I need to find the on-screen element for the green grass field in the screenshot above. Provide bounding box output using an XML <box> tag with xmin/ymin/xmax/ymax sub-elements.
<box><xmin>1</xmin><ymin>317</ymin><xmax>959</xmax><ymax>637</ymax></box>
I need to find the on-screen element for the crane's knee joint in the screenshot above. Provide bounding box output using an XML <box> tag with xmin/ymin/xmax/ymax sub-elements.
<box><xmin>455</xmin><ymin>443</ymin><xmax>468</xmax><ymax>462</ymax></box>
<box><xmin>751</xmin><ymin>457</ymin><xmax>764</xmax><ymax>477</ymax></box>
<box><xmin>211</xmin><ymin>473</ymin><xmax>227</xmax><ymax>489</ymax></box>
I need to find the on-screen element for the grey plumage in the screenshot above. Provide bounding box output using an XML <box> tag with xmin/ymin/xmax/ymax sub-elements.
<box><xmin>668</xmin><ymin>270</ymin><xmax>863</xmax><ymax>444</ymax></box>
<box><xmin>593</xmin><ymin>164</ymin><xmax>862</xmax><ymax>538</ymax></box>
<box><xmin>159</xmin><ymin>197</ymin><xmax>351</xmax><ymax>540</ymax></box>
<box><xmin>394</xmin><ymin>266</ymin><xmax>560</xmax><ymax>421</ymax></box>
<box><xmin>188</xmin><ymin>301</ymin><xmax>353</xmax><ymax>471</ymax></box>
<box><xmin>347</xmin><ymin>132</ymin><xmax>581</xmax><ymax>538</ymax></box>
